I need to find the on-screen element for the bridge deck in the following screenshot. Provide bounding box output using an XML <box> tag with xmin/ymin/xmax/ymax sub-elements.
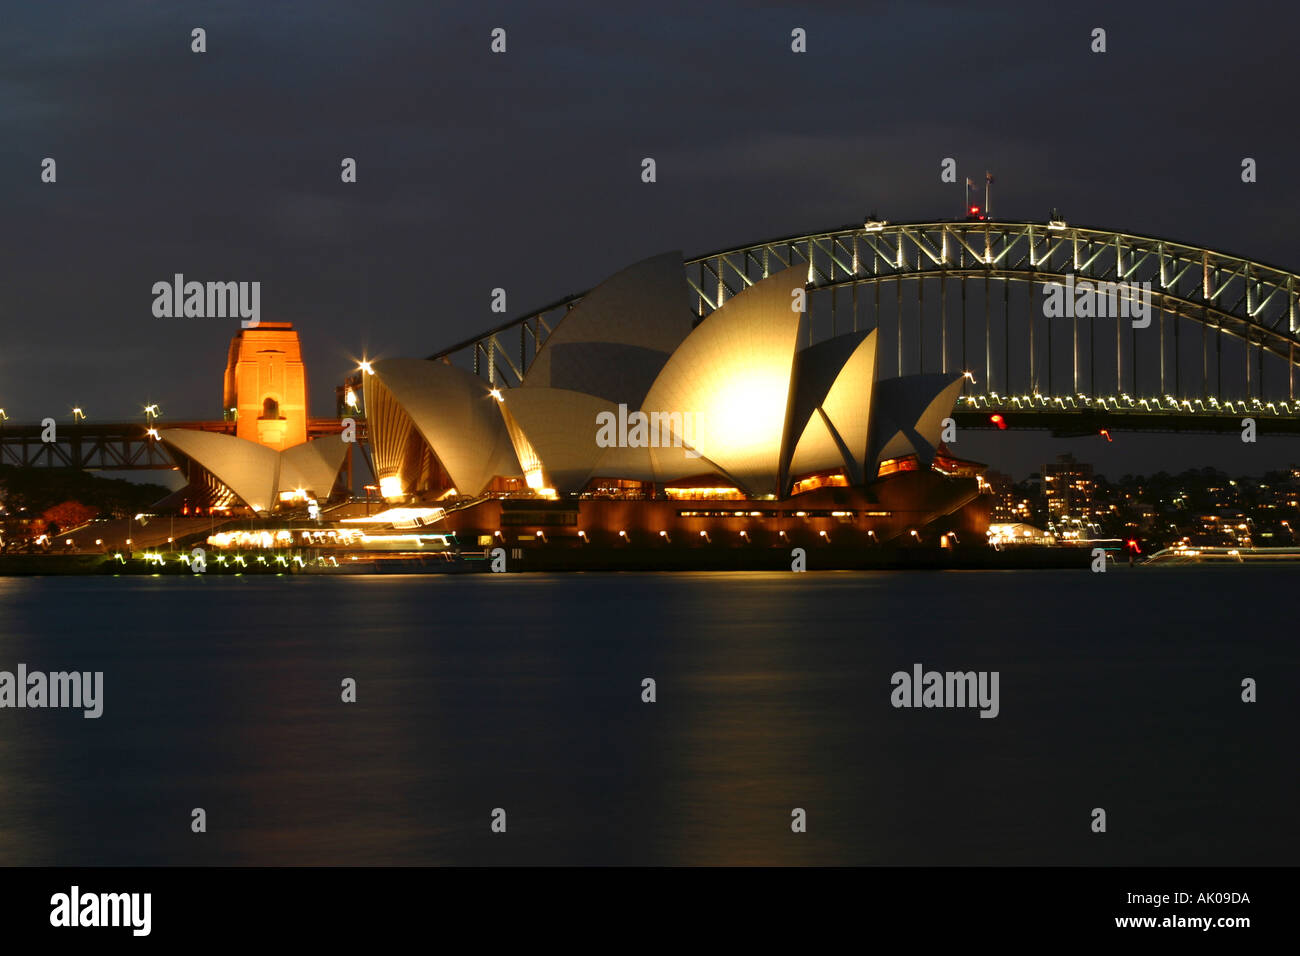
<box><xmin>0</xmin><ymin>419</ymin><xmax>358</xmax><ymax>469</ymax></box>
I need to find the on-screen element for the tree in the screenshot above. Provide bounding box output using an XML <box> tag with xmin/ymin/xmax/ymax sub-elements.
<box><xmin>41</xmin><ymin>500</ymin><xmax>99</xmax><ymax>533</ymax></box>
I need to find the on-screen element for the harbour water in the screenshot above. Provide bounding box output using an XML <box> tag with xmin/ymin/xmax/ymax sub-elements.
<box><xmin>0</xmin><ymin>568</ymin><xmax>1294</xmax><ymax>865</ymax></box>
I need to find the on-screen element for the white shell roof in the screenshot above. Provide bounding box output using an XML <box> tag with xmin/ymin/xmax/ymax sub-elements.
<box><xmin>640</xmin><ymin>266</ymin><xmax>806</xmax><ymax>497</ymax></box>
<box><xmin>161</xmin><ymin>429</ymin><xmax>280</xmax><ymax>512</ymax></box>
<box><xmin>784</xmin><ymin>330</ymin><xmax>877</xmax><ymax>489</ymax></box>
<box><xmin>367</xmin><ymin>358</ymin><xmax>521</xmax><ymax>496</ymax></box>
<box><xmin>160</xmin><ymin>430</ymin><xmax>349</xmax><ymax>511</ymax></box>
<box><xmin>524</xmin><ymin>252</ymin><xmax>694</xmax><ymax>406</ymax></box>
<box><xmin>868</xmin><ymin>373</ymin><xmax>965</xmax><ymax>471</ymax></box>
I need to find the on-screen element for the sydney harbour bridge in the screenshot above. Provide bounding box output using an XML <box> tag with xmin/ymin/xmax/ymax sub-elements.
<box><xmin>440</xmin><ymin>218</ymin><xmax>1300</xmax><ymax>438</ymax></box>
<box><xmin>6</xmin><ymin>217</ymin><xmax>1300</xmax><ymax>472</ymax></box>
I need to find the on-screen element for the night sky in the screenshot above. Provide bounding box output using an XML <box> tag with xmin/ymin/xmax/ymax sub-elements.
<box><xmin>4</xmin><ymin>0</ymin><xmax>1300</xmax><ymax>480</ymax></box>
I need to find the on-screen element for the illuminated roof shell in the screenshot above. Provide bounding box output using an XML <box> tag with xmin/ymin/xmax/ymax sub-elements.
<box><xmin>366</xmin><ymin>358</ymin><xmax>521</xmax><ymax>497</ymax></box>
<box><xmin>639</xmin><ymin>267</ymin><xmax>807</xmax><ymax>497</ymax></box>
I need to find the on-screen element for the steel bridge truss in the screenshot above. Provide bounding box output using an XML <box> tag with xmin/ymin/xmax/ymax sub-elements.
<box><xmin>434</xmin><ymin>220</ymin><xmax>1300</xmax><ymax>428</ymax></box>
<box><xmin>0</xmin><ymin>424</ymin><xmax>177</xmax><ymax>470</ymax></box>
<box><xmin>0</xmin><ymin>420</ymin><xmax>363</xmax><ymax>470</ymax></box>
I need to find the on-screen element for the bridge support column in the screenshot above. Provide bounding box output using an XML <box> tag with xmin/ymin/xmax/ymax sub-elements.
<box><xmin>940</xmin><ymin>273</ymin><xmax>947</xmax><ymax>374</ymax></box>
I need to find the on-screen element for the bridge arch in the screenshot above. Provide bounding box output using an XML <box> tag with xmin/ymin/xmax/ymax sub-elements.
<box><xmin>436</xmin><ymin>220</ymin><xmax>1300</xmax><ymax>431</ymax></box>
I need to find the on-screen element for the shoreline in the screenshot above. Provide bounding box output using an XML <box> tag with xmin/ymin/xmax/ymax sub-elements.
<box><xmin>0</xmin><ymin>546</ymin><xmax>1109</xmax><ymax>575</ymax></box>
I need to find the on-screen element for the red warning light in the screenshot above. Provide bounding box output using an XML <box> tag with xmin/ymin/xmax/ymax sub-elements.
<box><xmin>970</xmin><ymin>206</ymin><xmax>980</xmax><ymax>215</ymax></box>
<box><xmin>990</xmin><ymin>414</ymin><xmax>1007</xmax><ymax>430</ymax></box>
<box><xmin>1100</xmin><ymin>428</ymin><xmax>1112</xmax><ymax>442</ymax></box>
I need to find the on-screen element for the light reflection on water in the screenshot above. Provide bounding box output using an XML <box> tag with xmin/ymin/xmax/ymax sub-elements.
<box><xmin>0</xmin><ymin>569</ymin><xmax>1293</xmax><ymax>865</ymax></box>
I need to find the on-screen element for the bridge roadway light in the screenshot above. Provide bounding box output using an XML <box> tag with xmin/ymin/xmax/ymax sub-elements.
<box><xmin>72</xmin><ymin>407</ymin><xmax>85</xmax><ymax>421</ymax></box>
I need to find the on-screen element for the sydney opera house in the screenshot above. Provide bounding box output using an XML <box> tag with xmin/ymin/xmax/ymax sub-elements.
<box><xmin>152</xmin><ymin>252</ymin><xmax>989</xmax><ymax>568</ymax></box>
<box><xmin>357</xmin><ymin>253</ymin><xmax>990</xmax><ymax>567</ymax></box>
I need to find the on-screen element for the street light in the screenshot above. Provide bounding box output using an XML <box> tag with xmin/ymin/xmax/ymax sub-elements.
<box><xmin>72</xmin><ymin>407</ymin><xmax>86</xmax><ymax>421</ymax></box>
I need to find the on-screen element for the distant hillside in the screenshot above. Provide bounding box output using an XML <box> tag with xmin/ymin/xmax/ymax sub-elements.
<box><xmin>0</xmin><ymin>465</ymin><xmax>170</xmax><ymax>518</ymax></box>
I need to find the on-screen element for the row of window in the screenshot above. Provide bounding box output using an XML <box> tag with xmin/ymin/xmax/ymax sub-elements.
<box><xmin>675</xmin><ymin>510</ymin><xmax>891</xmax><ymax>518</ymax></box>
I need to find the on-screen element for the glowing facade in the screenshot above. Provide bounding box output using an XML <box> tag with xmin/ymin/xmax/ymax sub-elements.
<box><xmin>638</xmin><ymin>267</ymin><xmax>806</xmax><ymax>496</ymax></box>
<box><xmin>158</xmin><ymin>322</ymin><xmax>349</xmax><ymax>512</ymax></box>
<box><xmin>223</xmin><ymin>322</ymin><xmax>308</xmax><ymax>451</ymax></box>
